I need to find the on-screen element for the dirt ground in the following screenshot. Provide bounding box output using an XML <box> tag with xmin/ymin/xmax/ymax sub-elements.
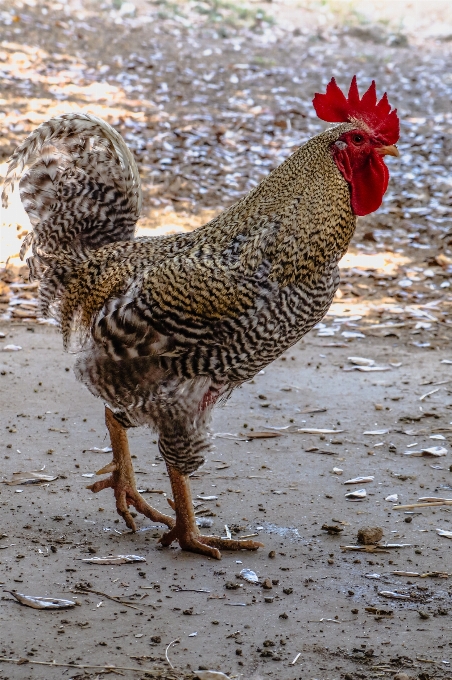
<box><xmin>1</xmin><ymin>322</ymin><xmax>452</xmax><ymax>680</ymax></box>
<box><xmin>1</xmin><ymin>1</ymin><xmax>452</xmax><ymax>679</ymax></box>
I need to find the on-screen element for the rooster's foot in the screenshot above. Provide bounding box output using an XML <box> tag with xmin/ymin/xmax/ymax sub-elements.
<box><xmin>86</xmin><ymin>406</ymin><xmax>174</xmax><ymax>532</ymax></box>
<box><xmin>88</xmin><ymin>474</ymin><xmax>174</xmax><ymax>532</ymax></box>
<box><xmin>159</xmin><ymin>525</ymin><xmax>263</xmax><ymax>559</ymax></box>
<box><xmin>162</xmin><ymin>463</ymin><xmax>263</xmax><ymax>558</ymax></box>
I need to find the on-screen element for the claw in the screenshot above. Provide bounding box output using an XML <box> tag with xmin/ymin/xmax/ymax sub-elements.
<box><xmin>96</xmin><ymin>461</ymin><xmax>117</xmax><ymax>475</ymax></box>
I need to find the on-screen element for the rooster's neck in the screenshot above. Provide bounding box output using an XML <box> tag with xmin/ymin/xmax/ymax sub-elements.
<box><xmin>198</xmin><ymin>126</ymin><xmax>357</xmax><ymax>287</ymax></box>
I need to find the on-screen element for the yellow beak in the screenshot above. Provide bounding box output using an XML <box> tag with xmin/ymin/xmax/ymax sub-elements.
<box><xmin>377</xmin><ymin>144</ymin><xmax>400</xmax><ymax>158</ymax></box>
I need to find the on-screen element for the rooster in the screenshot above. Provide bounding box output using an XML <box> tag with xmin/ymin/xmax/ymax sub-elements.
<box><xmin>2</xmin><ymin>77</ymin><xmax>399</xmax><ymax>559</ymax></box>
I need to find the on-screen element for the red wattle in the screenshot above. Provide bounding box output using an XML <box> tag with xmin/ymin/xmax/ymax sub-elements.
<box><xmin>334</xmin><ymin>151</ymin><xmax>389</xmax><ymax>217</ymax></box>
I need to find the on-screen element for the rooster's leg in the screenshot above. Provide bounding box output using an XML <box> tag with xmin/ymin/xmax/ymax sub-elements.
<box><xmin>87</xmin><ymin>407</ymin><xmax>174</xmax><ymax>531</ymax></box>
<box><xmin>159</xmin><ymin>465</ymin><xmax>264</xmax><ymax>559</ymax></box>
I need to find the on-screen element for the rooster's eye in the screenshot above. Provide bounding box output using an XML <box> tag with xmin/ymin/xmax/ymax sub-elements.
<box><xmin>352</xmin><ymin>134</ymin><xmax>365</xmax><ymax>145</ymax></box>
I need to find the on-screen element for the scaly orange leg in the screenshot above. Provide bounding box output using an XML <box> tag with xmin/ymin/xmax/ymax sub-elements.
<box><xmin>87</xmin><ymin>407</ymin><xmax>174</xmax><ymax>532</ymax></box>
<box><xmin>159</xmin><ymin>464</ymin><xmax>264</xmax><ymax>559</ymax></box>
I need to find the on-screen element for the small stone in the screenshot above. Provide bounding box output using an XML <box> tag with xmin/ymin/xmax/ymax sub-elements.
<box><xmin>268</xmin><ymin>550</ymin><xmax>276</xmax><ymax>558</ymax></box>
<box><xmin>261</xmin><ymin>578</ymin><xmax>272</xmax><ymax>590</ymax></box>
<box><xmin>321</xmin><ymin>523</ymin><xmax>343</xmax><ymax>535</ymax></box>
<box><xmin>357</xmin><ymin>527</ymin><xmax>383</xmax><ymax>545</ymax></box>
<box><xmin>418</xmin><ymin>610</ymin><xmax>430</xmax><ymax>619</ymax></box>
<box><xmin>263</xmin><ymin>640</ymin><xmax>275</xmax><ymax>647</ymax></box>
<box><xmin>283</xmin><ymin>587</ymin><xmax>293</xmax><ymax>595</ymax></box>
<box><xmin>404</xmin><ymin>516</ymin><xmax>412</xmax><ymax>523</ymax></box>
<box><xmin>279</xmin><ymin>612</ymin><xmax>288</xmax><ymax>619</ymax></box>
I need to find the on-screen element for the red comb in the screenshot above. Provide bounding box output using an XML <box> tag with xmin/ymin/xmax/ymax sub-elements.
<box><xmin>312</xmin><ymin>76</ymin><xmax>399</xmax><ymax>145</ymax></box>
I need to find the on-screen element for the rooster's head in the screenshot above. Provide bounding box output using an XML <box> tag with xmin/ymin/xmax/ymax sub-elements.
<box><xmin>313</xmin><ymin>76</ymin><xmax>399</xmax><ymax>216</ymax></box>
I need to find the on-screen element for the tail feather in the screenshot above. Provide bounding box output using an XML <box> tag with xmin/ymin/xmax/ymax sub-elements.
<box><xmin>1</xmin><ymin>113</ymin><xmax>142</xmax><ymax>312</ymax></box>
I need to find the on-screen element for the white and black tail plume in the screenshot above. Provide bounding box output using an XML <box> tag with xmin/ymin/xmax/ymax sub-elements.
<box><xmin>1</xmin><ymin>113</ymin><xmax>142</xmax><ymax>316</ymax></box>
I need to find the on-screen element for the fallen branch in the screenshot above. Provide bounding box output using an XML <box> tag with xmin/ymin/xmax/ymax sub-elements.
<box><xmin>71</xmin><ymin>587</ymin><xmax>155</xmax><ymax>611</ymax></box>
<box><xmin>172</xmin><ymin>588</ymin><xmax>210</xmax><ymax>593</ymax></box>
<box><xmin>0</xmin><ymin>656</ymin><xmax>168</xmax><ymax>675</ymax></box>
<box><xmin>340</xmin><ymin>545</ymin><xmax>390</xmax><ymax>553</ymax></box>
<box><xmin>393</xmin><ymin>500</ymin><xmax>452</xmax><ymax>510</ymax></box>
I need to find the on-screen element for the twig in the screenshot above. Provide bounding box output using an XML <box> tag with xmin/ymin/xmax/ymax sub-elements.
<box><xmin>419</xmin><ymin>388</ymin><xmax>440</xmax><ymax>401</ymax></box>
<box><xmin>393</xmin><ymin>501</ymin><xmax>452</xmax><ymax>510</ymax></box>
<box><xmin>71</xmin><ymin>587</ymin><xmax>147</xmax><ymax>611</ymax></box>
<box><xmin>0</xmin><ymin>657</ymin><xmax>158</xmax><ymax>673</ymax></box>
<box><xmin>340</xmin><ymin>545</ymin><xmax>390</xmax><ymax>553</ymax></box>
<box><xmin>165</xmin><ymin>639</ymin><xmax>179</xmax><ymax>669</ymax></box>
<box><xmin>172</xmin><ymin>588</ymin><xmax>210</xmax><ymax>593</ymax></box>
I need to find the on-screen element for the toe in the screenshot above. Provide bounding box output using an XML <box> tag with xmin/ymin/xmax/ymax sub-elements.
<box><xmin>177</xmin><ymin>534</ymin><xmax>221</xmax><ymax>559</ymax></box>
<box><xmin>159</xmin><ymin>526</ymin><xmax>178</xmax><ymax>547</ymax></box>
<box><xmin>159</xmin><ymin>528</ymin><xmax>221</xmax><ymax>559</ymax></box>
<box><xmin>115</xmin><ymin>490</ymin><xmax>137</xmax><ymax>532</ymax></box>
<box><xmin>118</xmin><ymin>509</ymin><xmax>137</xmax><ymax>532</ymax></box>
<box><xmin>132</xmin><ymin>494</ymin><xmax>175</xmax><ymax>529</ymax></box>
<box><xmin>187</xmin><ymin>539</ymin><xmax>221</xmax><ymax>560</ymax></box>
<box><xmin>87</xmin><ymin>477</ymin><xmax>113</xmax><ymax>493</ymax></box>
<box><xmin>200</xmin><ymin>536</ymin><xmax>264</xmax><ymax>552</ymax></box>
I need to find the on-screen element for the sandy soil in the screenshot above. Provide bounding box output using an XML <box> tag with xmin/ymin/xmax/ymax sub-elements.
<box><xmin>1</xmin><ymin>322</ymin><xmax>452</xmax><ymax>680</ymax></box>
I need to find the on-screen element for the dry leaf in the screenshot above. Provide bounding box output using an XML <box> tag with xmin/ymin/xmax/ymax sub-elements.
<box><xmin>6</xmin><ymin>591</ymin><xmax>76</xmax><ymax>609</ymax></box>
<box><xmin>5</xmin><ymin>471</ymin><xmax>57</xmax><ymax>485</ymax></box>
<box><xmin>436</xmin><ymin>528</ymin><xmax>452</xmax><ymax>539</ymax></box>
<box><xmin>345</xmin><ymin>489</ymin><xmax>367</xmax><ymax>500</ymax></box>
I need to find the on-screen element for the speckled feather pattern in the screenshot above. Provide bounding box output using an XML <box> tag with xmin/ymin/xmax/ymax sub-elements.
<box><xmin>5</xmin><ymin>115</ymin><xmax>358</xmax><ymax>474</ymax></box>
